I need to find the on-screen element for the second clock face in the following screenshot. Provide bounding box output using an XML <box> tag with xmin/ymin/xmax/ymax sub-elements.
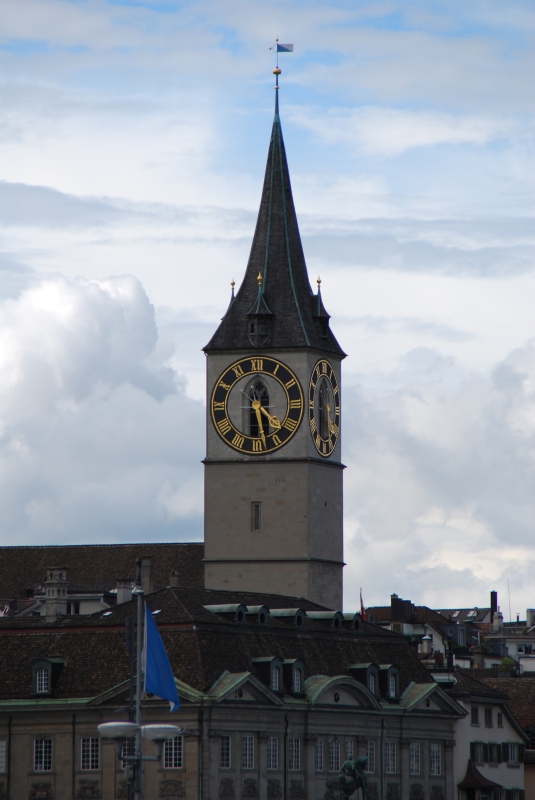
<box><xmin>309</xmin><ymin>358</ymin><xmax>340</xmax><ymax>457</ymax></box>
<box><xmin>211</xmin><ymin>356</ymin><xmax>304</xmax><ymax>454</ymax></box>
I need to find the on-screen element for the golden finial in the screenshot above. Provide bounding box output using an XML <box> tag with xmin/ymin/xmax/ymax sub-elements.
<box><xmin>257</xmin><ymin>271</ymin><xmax>263</xmax><ymax>286</ymax></box>
<box><xmin>230</xmin><ymin>279</ymin><xmax>235</xmax><ymax>290</ymax></box>
<box><xmin>317</xmin><ymin>276</ymin><xmax>321</xmax><ymax>288</ymax></box>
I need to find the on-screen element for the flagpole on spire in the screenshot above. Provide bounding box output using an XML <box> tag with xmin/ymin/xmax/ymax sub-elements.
<box><xmin>269</xmin><ymin>39</ymin><xmax>293</xmax><ymax>113</ymax></box>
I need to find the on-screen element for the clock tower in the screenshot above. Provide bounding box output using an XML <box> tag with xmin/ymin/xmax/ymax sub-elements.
<box><xmin>203</xmin><ymin>82</ymin><xmax>346</xmax><ymax>609</ymax></box>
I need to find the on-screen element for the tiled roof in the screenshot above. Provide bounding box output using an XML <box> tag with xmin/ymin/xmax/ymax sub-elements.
<box><xmin>0</xmin><ymin>542</ymin><xmax>204</xmax><ymax>598</ymax></box>
<box><xmin>0</xmin><ymin>587</ymin><xmax>432</xmax><ymax>700</ymax></box>
<box><xmin>458</xmin><ymin>761</ymin><xmax>502</xmax><ymax>789</ymax></box>
<box><xmin>478</xmin><ymin>676</ymin><xmax>535</xmax><ymax>729</ymax></box>
<box><xmin>204</xmin><ymin>96</ymin><xmax>344</xmax><ymax>357</ymax></box>
<box><xmin>366</xmin><ymin>606</ymin><xmax>450</xmax><ymax>627</ymax></box>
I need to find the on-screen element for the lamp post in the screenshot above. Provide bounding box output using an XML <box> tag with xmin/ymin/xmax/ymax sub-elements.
<box><xmin>98</xmin><ymin>722</ymin><xmax>189</xmax><ymax>796</ymax></box>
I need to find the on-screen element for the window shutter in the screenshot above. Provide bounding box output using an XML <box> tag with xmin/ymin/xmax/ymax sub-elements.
<box><xmin>483</xmin><ymin>744</ymin><xmax>489</xmax><ymax>763</ymax></box>
<box><xmin>470</xmin><ymin>743</ymin><xmax>476</xmax><ymax>761</ymax></box>
<box><xmin>502</xmin><ymin>743</ymin><xmax>509</xmax><ymax>762</ymax></box>
<box><xmin>496</xmin><ymin>744</ymin><xmax>502</xmax><ymax>764</ymax></box>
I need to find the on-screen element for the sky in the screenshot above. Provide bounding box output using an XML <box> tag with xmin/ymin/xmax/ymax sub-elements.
<box><xmin>0</xmin><ymin>0</ymin><xmax>534</xmax><ymax>616</ymax></box>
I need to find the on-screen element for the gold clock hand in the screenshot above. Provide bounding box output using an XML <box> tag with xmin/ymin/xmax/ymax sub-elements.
<box><xmin>326</xmin><ymin>402</ymin><xmax>336</xmax><ymax>434</ymax></box>
<box><xmin>260</xmin><ymin>406</ymin><xmax>281</xmax><ymax>430</ymax></box>
<box><xmin>252</xmin><ymin>400</ymin><xmax>266</xmax><ymax>446</ymax></box>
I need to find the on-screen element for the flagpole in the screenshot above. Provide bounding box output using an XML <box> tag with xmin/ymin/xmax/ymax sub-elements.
<box><xmin>135</xmin><ymin>588</ymin><xmax>144</xmax><ymax>800</ymax></box>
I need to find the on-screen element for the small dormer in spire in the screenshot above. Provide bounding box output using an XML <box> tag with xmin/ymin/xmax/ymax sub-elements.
<box><xmin>204</xmin><ymin>73</ymin><xmax>344</xmax><ymax>357</ymax></box>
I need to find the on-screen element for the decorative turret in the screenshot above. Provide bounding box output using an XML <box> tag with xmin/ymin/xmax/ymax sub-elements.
<box><xmin>204</xmin><ymin>85</ymin><xmax>345</xmax><ymax>357</ymax></box>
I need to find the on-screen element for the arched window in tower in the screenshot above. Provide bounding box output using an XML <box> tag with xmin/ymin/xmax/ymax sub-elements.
<box><xmin>318</xmin><ymin>380</ymin><xmax>330</xmax><ymax>439</ymax></box>
<box><xmin>249</xmin><ymin>379</ymin><xmax>270</xmax><ymax>438</ymax></box>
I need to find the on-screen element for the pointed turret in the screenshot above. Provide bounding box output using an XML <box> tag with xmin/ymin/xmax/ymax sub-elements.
<box><xmin>204</xmin><ymin>89</ymin><xmax>345</xmax><ymax>357</ymax></box>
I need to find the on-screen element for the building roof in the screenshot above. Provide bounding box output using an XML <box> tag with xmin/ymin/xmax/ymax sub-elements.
<box><xmin>436</xmin><ymin>608</ymin><xmax>491</xmax><ymax>624</ymax></box>
<box><xmin>0</xmin><ymin>586</ymin><xmax>434</xmax><ymax>700</ymax></box>
<box><xmin>458</xmin><ymin>761</ymin><xmax>502</xmax><ymax>790</ymax></box>
<box><xmin>366</xmin><ymin>605</ymin><xmax>450</xmax><ymax>628</ymax></box>
<box><xmin>0</xmin><ymin>542</ymin><xmax>204</xmax><ymax>598</ymax></box>
<box><xmin>450</xmin><ymin>668</ymin><xmax>509</xmax><ymax>700</ymax></box>
<box><xmin>204</xmin><ymin>90</ymin><xmax>345</xmax><ymax>357</ymax></box>
<box><xmin>478</xmin><ymin>676</ymin><xmax>535</xmax><ymax>729</ymax></box>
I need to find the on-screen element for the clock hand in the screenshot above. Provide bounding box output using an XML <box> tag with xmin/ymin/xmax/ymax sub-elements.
<box><xmin>325</xmin><ymin>403</ymin><xmax>336</xmax><ymax>435</ymax></box>
<box><xmin>260</xmin><ymin>406</ymin><xmax>281</xmax><ymax>430</ymax></box>
<box><xmin>252</xmin><ymin>400</ymin><xmax>266</xmax><ymax>447</ymax></box>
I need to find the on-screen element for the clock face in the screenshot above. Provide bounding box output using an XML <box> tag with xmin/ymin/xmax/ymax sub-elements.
<box><xmin>309</xmin><ymin>359</ymin><xmax>340</xmax><ymax>457</ymax></box>
<box><xmin>211</xmin><ymin>356</ymin><xmax>304</xmax><ymax>454</ymax></box>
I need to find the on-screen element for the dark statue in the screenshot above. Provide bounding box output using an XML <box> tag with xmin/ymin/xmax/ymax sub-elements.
<box><xmin>337</xmin><ymin>756</ymin><xmax>368</xmax><ymax>799</ymax></box>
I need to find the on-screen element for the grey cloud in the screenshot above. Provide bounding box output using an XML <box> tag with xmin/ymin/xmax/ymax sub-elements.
<box><xmin>343</xmin><ymin>316</ymin><xmax>474</xmax><ymax>342</ymax></box>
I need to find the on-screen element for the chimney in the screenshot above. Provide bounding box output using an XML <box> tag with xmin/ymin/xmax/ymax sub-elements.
<box><xmin>116</xmin><ymin>579</ymin><xmax>133</xmax><ymax>605</ymax></box>
<box><xmin>139</xmin><ymin>557</ymin><xmax>154</xmax><ymax>595</ymax></box>
<box><xmin>473</xmin><ymin>645</ymin><xmax>484</xmax><ymax>669</ymax></box>
<box><xmin>527</xmin><ymin>609</ymin><xmax>535</xmax><ymax>627</ymax></box>
<box><xmin>490</xmin><ymin>590</ymin><xmax>498</xmax><ymax>622</ymax></box>
<box><xmin>493</xmin><ymin>607</ymin><xmax>504</xmax><ymax>632</ymax></box>
<box><xmin>44</xmin><ymin>566</ymin><xmax>69</xmax><ymax>620</ymax></box>
<box><xmin>170</xmin><ymin>571</ymin><xmax>179</xmax><ymax>588</ymax></box>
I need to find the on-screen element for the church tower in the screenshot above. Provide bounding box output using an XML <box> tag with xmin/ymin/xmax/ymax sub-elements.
<box><xmin>203</xmin><ymin>79</ymin><xmax>346</xmax><ymax>609</ymax></box>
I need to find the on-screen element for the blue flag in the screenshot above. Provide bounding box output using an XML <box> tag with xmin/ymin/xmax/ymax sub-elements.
<box><xmin>144</xmin><ymin>604</ymin><xmax>180</xmax><ymax>712</ymax></box>
<box><xmin>277</xmin><ymin>43</ymin><xmax>293</xmax><ymax>52</ymax></box>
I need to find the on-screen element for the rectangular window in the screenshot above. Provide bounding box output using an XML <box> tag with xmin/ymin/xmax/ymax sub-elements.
<box><xmin>385</xmin><ymin>742</ymin><xmax>396</xmax><ymax>774</ymax></box>
<box><xmin>36</xmin><ymin>668</ymin><xmax>49</xmax><ymax>694</ymax></box>
<box><xmin>474</xmin><ymin>742</ymin><xmax>485</xmax><ymax>763</ymax></box>
<box><xmin>485</xmin><ymin>708</ymin><xmax>493</xmax><ymax>728</ymax></box>
<box><xmin>389</xmin><ymin>674</ymin><xmax>397</xmax><ymax>697</ymax></box>
<box><xmin>508</xmin><ymin>744</ymin><xmax>519</xmax><ymax>764</ymax></box>
<box><xmin>315</xmin><ymin>739</ymin><xmax>324</xmax><ymax>772</ymax></box>
<box><xmin>252</xmin><ymin>503</ymin><xmax>261</xmax><ymax>531</ymax></box>
<box><xmin>346</xmin><ymin>740</ymin><xmax>354</xmax><ymax>760</ymax></box>
<box><xmin>409</xmin><ymin>743</ymin><xmax>420</xmax><ymax>775</ymax></box>
<box><xmin>163</xmin><ymin>736</ymin><xmax>183</xmax><ymax>769</ymax></box>
<box><xmin>220</xmin><ymin>736</ymin><xmax>231</xmax><ymax>769</ymax></box>
<box><xmin>293</xmin><ymin>668</ymin><xmax>302</xmax><ymax>693</ymax></box>
<box><xmin>34</xmin><ymin>739</ymin><xmax>52</xmax><ymax>772</ymax></box>
<box><xmin>0</xmin><ymin>740</ymin><xmax>5</xmax><ymax>773</ymax></box>
<box><xmin>81</xmin><ymin>738</ymin><xmax>100</xmax><ymax>770</ymax></box>
<box><xmin>329</xmin><ymin>740</ymin><xmax>341</xmax><ymax>773</ymax></box>
<box><xmin>121</xmin><ymin>738</ymin><xmax>136</xmax><ymax>770</ymax></box>
<box><xmin>472</xmin><ymin>706</ymin><xmax>480</xmax><ymax>725</ymax></box>
<box><xmin>430</xmin><ymin>744</ymin><xmax>441</xmax><ymax>776</ymax></box>
<box><xmin>458</xmin><ymin>628</ymin><xmax>466</xmax><ymax>646</ymax></box>
<box><xmin>271</xmin><ymin>664</ymin><xmax>280</xmax><ymax>691</ymax></box>
<box><xmin>242</xmin><ymin>735</ymin><xmax>254</xmax><ymax>770</ymax></box>
<box><xmin>365</xmin><ymin>742</ymin><xmax>376</xmax><ymax>774</ymax></box>
<box><xmin>489</xmin><ymin>744</ymin><xmax>499</xmax><ymax>764</ymax></box>
<box><xmin>289</xmin><ymin>738</ymin><xmax>300</xmax><ymax>771</ymax></box>
<box><xmin>267</xmin><ymin>737</ymin><xmax>278</xmax><ymax>771</ymax></box>
<box><xmin>498</xmin><ymin>713</ymin><xmax>503</xmax><ymax>728</ymax></box>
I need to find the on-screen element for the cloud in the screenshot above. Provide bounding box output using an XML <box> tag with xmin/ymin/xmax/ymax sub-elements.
<box><xmin>290</xmin><ymin>106</ymin><xmax>520</xmax><ymax>158</ymax></box>
<box><xmin>0</xmin><ymin>273</ymin><xmax>204</xmax><ymax>544</ymax></box>
<box><xmin>343</xmin><ymin>340</ymin><xmax>535</xmax><ymax>613</ymax></box>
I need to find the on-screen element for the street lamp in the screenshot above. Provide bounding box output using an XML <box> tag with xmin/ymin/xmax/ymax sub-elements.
<box><xmin>98</xmin><ymin>721</ymin><xmax>188</xmax><ymax>797</ymax></box>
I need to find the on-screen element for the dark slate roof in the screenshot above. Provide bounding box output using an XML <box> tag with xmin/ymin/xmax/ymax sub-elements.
<box><xmin>478</xmin><ymin>676</ymin><xmax>535</xmax><ymax>729</ymax></box>
<box><xmin>458</xmin><ymin>761</ymin><xmax>502</xmax><ymax>790</ymax></box>
<box><xmin>204</xmin><ymin>92</ymin><xmax>345</xmax><ymax>357</ymax></box>
<box><xmin>0</xmin><ymin>542</ymin><xmax>204</xmax><ymax>598</ymax></box>
<box><xmin>450</xmin><ymin>668</ymin><xmax>509</xmax><ymax>700</ymax></box>
<box><xmin>0</xmin><ymin>587</ymin><xmax>431</xmax><ymax>699</ymax></box>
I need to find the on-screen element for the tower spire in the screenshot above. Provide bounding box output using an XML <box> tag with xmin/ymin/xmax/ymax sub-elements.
<box><xmin>204</xmin><ymin>74</ymin><xmax>344</xmax><ymax>357</ymax></box>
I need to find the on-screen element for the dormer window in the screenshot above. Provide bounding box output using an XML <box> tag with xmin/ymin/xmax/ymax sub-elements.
<box><xmin>389</xmin><ymin>673</ymin><xmax>397</xmax><ymax>698</ymax></box>
<box><xmin>36</xmin><ymin>667</ymin><xmax>49</xmax><ymax>694</ymax></box>
<box><xmin>320</xmin><ymin>324</ymin><xmax>328</xmax><ymax>338</ymax></box>
<box><xmin>368</xmin><ymin>673</ymin><xmax>376</xmax><ymax>695</ymax></box>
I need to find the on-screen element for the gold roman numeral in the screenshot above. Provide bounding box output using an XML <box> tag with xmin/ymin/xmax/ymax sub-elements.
<box><xmin>309</xmin><ymin>401</ymin><xmax>314</xmax><ymax>410</ymax></box>
<box><xmin>315</xmin><ymin>434</ymin><xmax>321</xmax><ymax>449</ymax></box>
<box><xmin>232</xmin><ymin>433</ymin><xmax>245</xmax><ymax>449</ymax></box>
<box><xmin>272</xmin><ymin>434</ymin><xmax>282</xmax><ymax>446</ymax></box>
<box><xmin>310</xmin><ymin>419</ymin><xmax>317</xmax><ymax>433</ymax></box>
<box><xmin>250</xmin><ymin>359</ymin><xmax>263</xmax><ymax>371</ymax></box>
<box><xmin>321</xmin><ymin>361</ymin><xmax>328</xmax><ymax>374</ymax></box>
<box><xmin>233</xmin><ymin>364</ymin><xmax>245</xmax><ymax>378</ymax></box>
<box><xmin>322</xmin><ymin>441</ymin><xmax>328</xmax><ymax>455</ymax></box>
<box><xmin>213</xmin><ymin>402</ymin><xmax>225</xmax><ymax>411</ymax></box>
<box><xmin>330</xmin><ymin>423</ymin><xmax>339</xmax><ymax>437</ymax></box>
<box><xmin>252</xmin><ymin>439</ymin><xmax>263</xmax><ymax>452</ymax></box>
<box><xmin>335</xmin><ymin>406</ymin><xmax>340</xmax><ymax>416</ymax></box>
<box><xmin>273</xmin><ymin>364</ymin><xmax>279</xmax><ymax>376</ymax></box>
<box><xmin>217</xmin><ymin>419</ymin><xmax>232</xmax><ymax>435</ymax></box>
<box><xmin>333</xmin><ymin>386</ymin><xmax>339</xmax><ymax>395</ymax></box>
<box><xmin>283</xmin><ymin>418</ymin><xmax>297</xmax><ymax>432</ymax></box>
<box><xmin>285</xmin><ymin>378</ymin><xmax>296</xmax><ymax>389</ymax></box>
<box><xmin>219</xmin><ymin>381</ymin><xmax>231</xmax><ymax>390</ymax></box>
<box><xmin>289</xmin><ymin>400</ymin><xmax>301</xmax><ymax>409</ymax></box>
